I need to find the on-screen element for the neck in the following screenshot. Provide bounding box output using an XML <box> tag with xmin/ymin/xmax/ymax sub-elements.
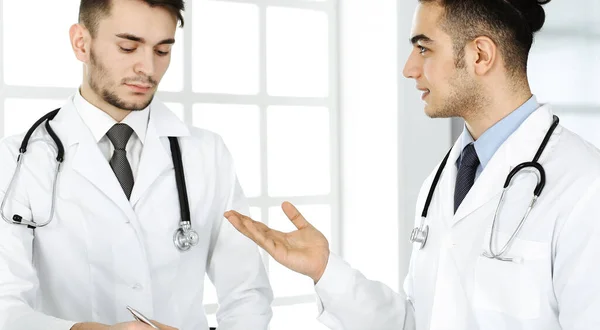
<box><xmin>464</xmin><ymin>84</ymin><xmax>532</xmax><ymax>140</ymax></box>
<box><xmin>80</xmin><ymin>83</ymin><xmax>131</xmax><ymax>122</ymax></box>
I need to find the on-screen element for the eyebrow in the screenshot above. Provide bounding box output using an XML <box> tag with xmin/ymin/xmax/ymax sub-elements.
<box><xmin>115</xmin><ymin>33</ymin><xmax>176</xmax><ymax>46</ymax></box>
<box><xmin>410</xmin><ymin>34</ymin><xmax>434</xmax><ymax>45</ymax></box>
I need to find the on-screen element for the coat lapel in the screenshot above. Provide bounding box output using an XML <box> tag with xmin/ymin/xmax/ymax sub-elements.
<box><xmin>438</xmin><ymin>136</ymin><xmax>463</xmax><ymax>226</ymax></box>
<box><xmin>52</xmin><ymin>98</ymin><xmax>137</xmax><ymax>223</ymax></box>
<box><xmin>451</xmin><ymin>105</ymin><xmax>558</xmax><ymax>227</ymax></box>
<box><xmin>51</xmin><ymin>96</ymin><xmax>191</xmax><ymax>221</ymax></box>
<box><xmin>129</xmin><ymin>101</ymin><xmax>190</xmax><ymax>206</ymax></box>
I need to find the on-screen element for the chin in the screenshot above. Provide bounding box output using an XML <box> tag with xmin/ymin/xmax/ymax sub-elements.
<box><xmin>423</xmin><ymin>104</ymin><xmax>438</xmax><ymax>118</ymax></box>
<box><xmin>126</xmin><ymin>93</ymin><xmax>154</xmax><ymax>105</ymax></box>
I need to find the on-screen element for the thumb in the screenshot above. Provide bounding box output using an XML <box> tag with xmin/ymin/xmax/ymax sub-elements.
<box><xmin>281</xmin><ymin>201</ymin><xmax>310</xmax><ymax>230</ymax></box>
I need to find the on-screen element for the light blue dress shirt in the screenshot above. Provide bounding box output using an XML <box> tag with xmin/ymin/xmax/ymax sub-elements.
<box><xmin>457</xmin><ymin>95</ymin><xmax>540</xmax><ymax>180</ymax></box>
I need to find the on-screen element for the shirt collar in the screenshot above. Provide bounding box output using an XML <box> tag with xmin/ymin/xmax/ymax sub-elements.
<box><xmin>73</xmin><ymin>89</ymin><xmax>150</xmax><ymax>144</ymax></box>
<box><xmin>459</xmin><ymin>95</ymin><xmax>539</xmax><ymax>168</ymax></box>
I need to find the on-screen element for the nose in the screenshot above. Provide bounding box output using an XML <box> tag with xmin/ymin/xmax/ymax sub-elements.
<box><xmin>402</xmin><ymin>51</ymin><xmax>422</xmax><ymax>80</ymax></box>
<box><xmin>134</xmin><ymin>48</ymin><xmax>155</xmax><ymax>78</ymax></box>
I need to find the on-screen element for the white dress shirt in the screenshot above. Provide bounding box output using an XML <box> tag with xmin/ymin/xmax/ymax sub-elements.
<box><xmin>73</xmin><ymin>90</ymin><xmax>150</xmax><ymax>181</ymax></box>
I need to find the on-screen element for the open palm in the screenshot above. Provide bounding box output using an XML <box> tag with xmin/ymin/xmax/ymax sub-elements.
<box><xmin>225</xmin><ymin>202</ymin><xmax>330</xmax><ymax>282</ymax></box>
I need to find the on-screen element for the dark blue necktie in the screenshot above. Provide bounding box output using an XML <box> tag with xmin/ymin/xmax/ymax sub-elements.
<box><xmin>454</xmin><ymin>143</ymin><xmax>480</xmax><ymax>213</ymax></box>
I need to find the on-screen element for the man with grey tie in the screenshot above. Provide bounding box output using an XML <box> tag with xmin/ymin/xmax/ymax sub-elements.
<box><xmin>0</xmin><ymin>1</ymin><xmax>273</xmax><ymax>329</ymax></box>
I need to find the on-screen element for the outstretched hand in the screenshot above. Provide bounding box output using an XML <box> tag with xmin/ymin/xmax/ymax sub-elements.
<box><xmin>225</xmin><ymin>202</ymin><xmax>330</xmax><ymax>283</ymax></box>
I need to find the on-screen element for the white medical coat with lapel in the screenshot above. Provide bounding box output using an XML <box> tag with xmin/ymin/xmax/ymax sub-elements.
<box><xmin>314</xmin><ymin>105</ymin><xmax>600</xmax><ymax>330</ymax></box>
<box><xmin>0</xmin><ymin>95</ymin><xmax>273</xmax><ymax>330</ymax></box>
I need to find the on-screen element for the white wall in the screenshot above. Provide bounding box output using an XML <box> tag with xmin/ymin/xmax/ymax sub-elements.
<box><xmin>338</xmin><ymin>0</ymin><xmax>452</xmax><ymax>292</ymax></box>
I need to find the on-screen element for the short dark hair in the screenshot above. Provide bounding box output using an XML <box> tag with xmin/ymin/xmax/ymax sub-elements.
<box><xmin>419</xmin><ymin>0</ymin><xmax>551</xmax><ymax>77</ymax></box>
<box><xmin>79</xmin><ymin>0</ymin><xmax>185</xmax><ymax>37</ymax></box>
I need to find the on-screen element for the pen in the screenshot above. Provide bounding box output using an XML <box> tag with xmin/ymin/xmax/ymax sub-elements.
<box><xmin>126</xmin><ymin>305</ymin><xmax>160</xmax><ymax>329</ymax></box>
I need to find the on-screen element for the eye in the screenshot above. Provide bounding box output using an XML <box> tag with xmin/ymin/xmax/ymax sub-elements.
<box><xmin>155</xmin><ymin>50</ymin><xmax>170</xmax><ymax>56</ymax></box>
<box><xmin>418</xmin><ymin>45</ymin><xmax>428</xmax><ymax>54</ymax></box>
<box><xmin>119</xmin><ymin>47</ymin><xmax>135</xmax><ymax>53</ymax></box>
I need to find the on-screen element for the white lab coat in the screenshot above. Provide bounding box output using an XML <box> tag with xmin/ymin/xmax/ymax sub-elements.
<box><xmin>314</xmin><ymin>105</ymin><xmax>600</xmax><ymax>330</ymax></box>
<box><xmin>0</xmin><ymin>95</ymin><xmax>273</xmax><ymax>330</ymax></box>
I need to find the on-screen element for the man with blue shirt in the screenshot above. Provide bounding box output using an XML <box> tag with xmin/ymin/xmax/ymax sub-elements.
<box><xmin>454</xmin><ymin>96</ymin><xmax>540</xmax><ymax>194</ymax></box>
<box><xmin>224</xmin><ymin>0</ymin><xmax>600</xmax><ymax>329</ymax></box>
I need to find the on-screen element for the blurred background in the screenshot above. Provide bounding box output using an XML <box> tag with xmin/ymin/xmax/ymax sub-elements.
<box><xmin>0</xmin><ymin>0</ymin><xmax>597</xmax><ymax>329</ymax></box>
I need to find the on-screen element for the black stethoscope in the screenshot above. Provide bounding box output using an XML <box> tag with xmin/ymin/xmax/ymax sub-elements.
<box><xmin>0</xmin><ymin>108</ymin><xmax>200</xmax><ymax>252</ymax></box>
<box><xmin>410</xmin><ymin>115</ymin><xmax>559</xmax><ymax>262</ymax></box>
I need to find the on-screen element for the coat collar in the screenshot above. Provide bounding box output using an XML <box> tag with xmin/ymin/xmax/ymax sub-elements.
<box><xmin>443</xmin><ymin>105</ymin><xmax>560</xmax><ymax>227</ymax></box>
<box><xmin>50</xmin><ymin>95</ymin><xmax>191</xmax><ymax>220</ymax></box>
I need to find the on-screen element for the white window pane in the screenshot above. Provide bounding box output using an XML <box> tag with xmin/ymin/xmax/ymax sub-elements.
<box><xmin>555</xmin><ymin>111</ymin><xmax>600</xmax><ymax>148</ymax></box>
<box><xmin>158</xmin><ymin>29</ymin><xmax>184</xmax><ymax>92</ymax></box>
<box><xmin>268</xmin><ymin>205</ymin><xmax>331</xmax><ymax>297</ymax></box>
<box><xmin>4</xmin><ymin>98</ymin><xmax>65</xmax><ymax>137</ymax></box>
<box><xmin>163</xmin><ymin>102</ymin><xmax>184</xmax><ymax>121</ymax></box>
<box><xmin>249</xmin><ymin>207</ymin><xmax>262</xmax><ymax>222</ymax></box>
<box><xmin>270</xmin><ymin>303</ymin><xmax>329</xmax><ymax>330</ymax></box>
<box><xmin>528</xmin><ymin>36</ymin><xmax>600</xmax><ymax>105</ymax></box>
<box><xmin>193</xmin><ymin>104</ymin><xmax>261</xmax><ymax>197</ymax></box>
<box><xmin>3</xmin><ymin>0</ymin><xmax>81</xmax><ymax>87</ymax></box>
<box><xmin>193</xmin><ymin>1</ymin><xmax>259</xmax><ymax>94</ymax></box>
<box><xmin>267</xmin><ymin>7</ymin><xmax>329</xmax><ymax>97</ymax></box>
<box><xmin>267</xmin><ymin>106</ymin><xmax>330</xmax><ymax>196</ymax></box>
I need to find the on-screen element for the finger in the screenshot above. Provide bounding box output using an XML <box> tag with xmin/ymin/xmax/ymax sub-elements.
<box><xmin>224</xmin><ymin>210</ymin><xmax>255</xmax><ymax>222</ymax></box>
<box><xmin>281</xmin><ymin>201</ymin><xmax>310</xmax><ymax>230</ymax></box>
<box><xmin>225</xmin><ymin>210</ymin><xmax>273</xmax><ymax>234</ymax></box>
<box><xmin>225</xmin><ymin>212</ymin><xmax>272</xmax><ymax>248</ymax></box>
<box><xmin>224</xmin><ymin>212</ymin><xmax>259</xmax><ymax>240</ymax></box>
<box><xmin>242</xmin><ymin>217</ymin><xmax>277</xmax><ymax>253</ymax></box>
<box><xmin>252</xmin><ymin>219</ymin><xmax>272</xmax><ymax>233</ymax></box>
<box><xmin>225</xmin><ymin>211</ymin><xmax>288</xmax><ymax>256</ymax></box>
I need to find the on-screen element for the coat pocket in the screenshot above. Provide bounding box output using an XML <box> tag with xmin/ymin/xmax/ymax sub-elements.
<box><xmin>472</xmin><ymin>235</ymin><xmax>547</xmax><ymax>320</ymax></box>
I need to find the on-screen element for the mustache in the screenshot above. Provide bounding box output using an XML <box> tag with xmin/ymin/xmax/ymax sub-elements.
<box><xmin>122</xmin><ymin>76</ymin><xmax>158</xmax><ymax>87</ymax></box>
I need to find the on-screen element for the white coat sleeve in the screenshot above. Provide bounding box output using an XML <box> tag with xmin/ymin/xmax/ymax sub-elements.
<box><xmin>314</xmin><ymin>253</ymin><xmax>415</xmax><ymax>330</ymax></box>
<box><xmin>0</xmin><ymin>138</ymin><xmax>77</xmax><ymax>330</ymax></box>
<box><xmin>205</xmin><ymin>137</ymin><xmax>274</xmax><ymax>330</ymax></box>
<box><xmin>553</xmin><ymin>177</ymin><xmax>600</xmax><ymax>330</ymax></box>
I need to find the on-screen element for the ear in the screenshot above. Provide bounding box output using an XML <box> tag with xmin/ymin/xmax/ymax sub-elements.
<box><xmin>69</xmin><ymin>24</ymin><xmax>92</xmax><ymax>64</ymax></box>
<box><xmin>469</xmin><ymin>36</ymin><xmax>497</xmax><ymax>76</ymax></box>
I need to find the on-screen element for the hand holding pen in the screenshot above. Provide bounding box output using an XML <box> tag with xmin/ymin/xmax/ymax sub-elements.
<box><xmin>70</xmin><ymin>306</ymin><xmax>178</xmax><ymax>330</ymax></box>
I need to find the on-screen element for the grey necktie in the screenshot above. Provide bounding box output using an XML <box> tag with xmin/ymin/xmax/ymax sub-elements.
<box><xmin>454</xmin><ymin>143</ymin><xmax>480</xmax><ymax>213</ymax></box>
<box><xmin>106</xmin><ymin>123</ymin><xmax>134</xmax><ymax>199</ymax></box>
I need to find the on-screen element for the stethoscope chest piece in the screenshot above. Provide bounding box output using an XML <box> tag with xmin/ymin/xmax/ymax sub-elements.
<box><xmin>410</xmin><ymin>224</ymin><xmax>429</xmax><ymax>249</ymax></box>
<box><xmin>173</xmin><ymin>221</ymin><xmax>199</xmax><ymax>252</ymax></box>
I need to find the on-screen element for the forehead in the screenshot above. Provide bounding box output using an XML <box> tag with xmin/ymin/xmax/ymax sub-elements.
<box><xmin>410</xmin><ymin>3</ymin><xmax>446</xmax><ymax>42</ymax></box>
<box><xmin>97</xmin><ymin>0</ymin><xmax>177</xmax><ymax>38</ymax></box>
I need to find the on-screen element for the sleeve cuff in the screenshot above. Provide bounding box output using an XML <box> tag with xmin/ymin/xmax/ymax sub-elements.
<box><xmin>315</xmin><ymin>253</ymin><xmax>354</xmax><ymax>296</ymax></box>
<box><xmin>314</xmin><ymin>253</ymin><xmax>355</xmax><ymax>314</ymax></box>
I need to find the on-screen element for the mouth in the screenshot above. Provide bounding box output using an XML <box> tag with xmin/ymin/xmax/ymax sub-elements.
<box><xmin>125</xmin><ymin>83</ymin><xmax>153</xmax><ymax>94</ymax></box>
<box><xmin>418</xmin><ymin>88</ymin><xmax>430</xmax><ymax>100</ymax></box>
